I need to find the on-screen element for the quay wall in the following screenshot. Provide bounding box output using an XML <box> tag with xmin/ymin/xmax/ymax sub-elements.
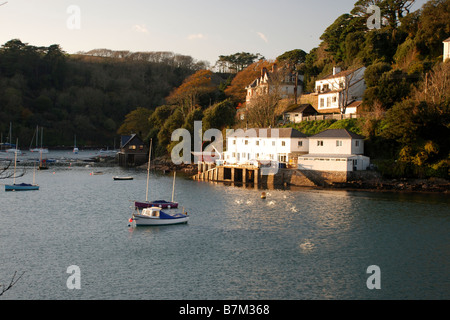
<box><xmin>192</xmin><ymin>164</ymin><xmax>382</xmax><ymax>188</ymax></box>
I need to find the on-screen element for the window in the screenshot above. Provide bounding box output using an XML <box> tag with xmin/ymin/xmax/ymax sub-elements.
<box><xmin>272</xmin><ymin>141</ymin><xmax>275</xmax><ymax>146</ymax></box>
<box><xmin>281</xmin><ymin>141</ymin><xmax>286</xmax><ymax>147</ymax></box>
<box><xmin>327</xmin><ymin>97</ymin><xmax>331</xmax><ymax>107</ymax></box>
<box><xmin>256</xmin><ymin>140</ymin><xmax>259</xmax><ymax>146</ymax></box>
<box><xmin>244</xmin><ymin>140</ymin><xmax>248</xmax><ymax>145</ymax></box>
<box><xmin>232</xmin><ymin>152</ymin><xmax>236</xmax><ymax>158</ymax></box>
<box><xmin>298</xmin><ymin>141</ymin><xmax>303</xmax><ymax>147</ymax></box>
<box><xmin>332</xmin><ymin>96</ymin><xmax>337</xmax><ymax>103</ymax></box>
<box><xmin>355</xmin><ymin>140</ymin><xmax>360</xmax><ymax>147</ymax></box>
<box><xmin>317</xmin><ymin>140</ymin><xmax>323</xmax><ymax>146</ymax></box>
<box><xmin>320</xmin><ymin>98</ymin><xmax>324</xmax><ymax>107</ymax></box>
<box><xmin>336</xmin><ymin>140</ymin><xmax>342</xmax><ymax>147</ymax></box>
<box><xmin>232</xmin><ymin>139</ymin><xmax>236</xmax><ymax>145</ymax></box>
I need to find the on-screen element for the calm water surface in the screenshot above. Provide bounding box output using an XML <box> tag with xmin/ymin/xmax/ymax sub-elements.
<box><xmin>1</xmin><ymin>152</ymin><xmax>449</xmax><ymax>300</ymax></box>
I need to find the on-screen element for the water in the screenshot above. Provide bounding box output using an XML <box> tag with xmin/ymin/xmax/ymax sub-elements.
<box><xmin>0</xmin><ymin>152</ymin><xmax>449</xmax><ymax>300</ymax></box>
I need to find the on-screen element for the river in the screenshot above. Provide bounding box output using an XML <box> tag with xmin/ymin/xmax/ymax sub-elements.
<box><xmin>0</xmin><ymin>151</ymin><xmax>449</xmax><ymax>300</ymax></box>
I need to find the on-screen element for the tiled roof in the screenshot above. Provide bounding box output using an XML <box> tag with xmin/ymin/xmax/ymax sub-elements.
<box><xmin>229</xmin><ymin>128</ymin><xmax>308</xmax><ymax>138</ymax></box>
<box><xmin>310</xmin><ymin>129</ymin><xmax>365</xmax><ymax>139</ymax></box>
<box><xmin>320</xmin><ymin>67</ymin><xmax>364</xmax><ymax>81</ymax></box>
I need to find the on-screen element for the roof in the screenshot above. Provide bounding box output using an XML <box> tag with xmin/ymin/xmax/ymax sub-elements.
<box><xmin>320</xmin><ymin>66</ymin><xmax>365</xmax><ymax>81</ymax></box>
<box><xmin>444</xmin><ymin>37</ymin><xmax>450</xmax><ymax>42</ymax></box>
<box><xmin>310</xmin><ymin>129</ymin><xmax>365</xmax><ymax>139</ymax></box>
<box><xmin>121</xmin><ymin>134</ymin><xmax>145</xmax><ymax>147</ymax></box>
<box><xmin>228</xmin><ymin>128</ymin><xmax>308</xmax><ymax>139</ymax></box>
<box><xmin>284</xmin><ymin>104</ymin><xmax>317</xmax><ymax>114</ymax></box>
<box><xmin>300</xmin><ymin>154</ymin><xmax>365</xmax><ymax>159</ymax></box>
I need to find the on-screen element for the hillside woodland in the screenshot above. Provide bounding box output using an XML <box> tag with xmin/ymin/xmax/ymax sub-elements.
<box><xmin>0</xmin><ymin>0</ymin><xmax>448</xmax><ymax>179</ymax></box>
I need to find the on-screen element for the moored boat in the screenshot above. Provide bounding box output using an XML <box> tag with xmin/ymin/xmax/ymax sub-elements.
<box><xmin>130</xmin><ymin>207</ymin><xmax>188</xmax><ymax>226</ymax></box>
<box><xmin>5</xmin><ymin>183</ymin><xmax>39</xmax><ymax>192</ymax></box>
<box><xmin>113</xmin><ymin>176</ymin><xmax>133</xmax><ymax>180</ymax></box>
<box><xmin>135</xmin><ymin>199</ymin><xmax>178</xmax><ymax>209</ymax></box>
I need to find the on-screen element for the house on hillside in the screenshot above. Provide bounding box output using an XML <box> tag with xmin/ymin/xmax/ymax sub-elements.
<box><xmin>315</xmin><ymin>66</ymin><xmax>366</xmax><ymax>115</ymax></box>
<box><xmin>444</xmin><ymin>37</ymin><xmax>450</xmax><ymax>62</ymax></box>
<box><xmin>224</xmin><ymin>128</ymin><xmax>309</xmax><ymax>167</ymax></box>
<box><xmin>283</xmin><ymin>104</ymin><xmax>318</xmax><ymax>123</ymax></box>
<box><xmin>297</xmin><ymin>129</ymin><xmax>370</xmax><ymax>172</ymax></box>
<box><xmin>246</xmin><ymin>64</ymin><xmax>304</xmax><ymax>104</ymax></box>
<box><xmin>117</xmin><ymin>134</ymin><xmax>148</xmax><ymax>167</ymax></box>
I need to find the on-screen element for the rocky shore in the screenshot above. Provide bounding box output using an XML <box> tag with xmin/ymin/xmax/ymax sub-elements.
<box><xmin>145</xmin><ymin>157</ymin><xmax>449</xmax><ymax>194</ymax></box>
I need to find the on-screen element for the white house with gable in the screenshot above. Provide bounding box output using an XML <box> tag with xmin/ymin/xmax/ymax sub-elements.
<box><xmin>224</xmin><ymin>128</ymin><xmax>309</xmax><ymax>166</ymax></box>
<box><xmin>444</xmin><ymin>37</ymin><xmax>450</xmax><ymax>62</ymax></box>
<box><xmin>298</xmin><ymin>129</ymin><xmax>370</xmax><ymax>172</ymax></box>
<box><xmin>246</xmin><ymin>64</ymin><xmax>304</xmax><ymax>104</ymax></box>
<box><xmin>315</xmin><ymin>66</ymin><xmax>366</xmax><ymax>115</ymax></box>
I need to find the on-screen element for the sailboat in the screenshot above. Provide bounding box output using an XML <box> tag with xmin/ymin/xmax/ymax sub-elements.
<box><xmin>134</xmin><ymin>139</ymin><xmax>179</xmax><ymax>209</ymax></box>
<box><xmin>73</xmin><ymin>135</ymin><xmax>79</xmax><ymax>154</ymax></box>
<box><xmin>5</xmin><ymin>139</ymin><xmax>39</xmax><ymax>191</ymax></box>
<box><xmin>130</xmin><ymin>139</ymin><xmax>187</xmax><ymax>226</ymax></box>
<box><xmin>29</xmin><ymin>126</ymin><xmax>49</xmax><ymax>154</ymax></box>
<box><xmin>6</xmin><ymin>123</ymin><xmax>22</xmax><ymax>155</ymax></box>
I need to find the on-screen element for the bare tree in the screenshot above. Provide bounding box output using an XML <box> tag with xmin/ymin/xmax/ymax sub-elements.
<box><xmin>246</xmin><ymin>93</ymin><xmax>281</xmax><ymax>128</ymax></box>
<box><xmin>0</xmin><ymin>160</ymin><xmax>26</xmax><ymax>180</ymax></box>
<box><xmin>0</xmin><ymin>271</ymin><xmax>25</xmax><ymax>297</ymax></box>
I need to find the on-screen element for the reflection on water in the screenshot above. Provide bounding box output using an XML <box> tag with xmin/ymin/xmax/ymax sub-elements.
<box><xmin>0</xmin><ymin>166</ymin><xmax>449</xmax><ymax>300</ymax></box>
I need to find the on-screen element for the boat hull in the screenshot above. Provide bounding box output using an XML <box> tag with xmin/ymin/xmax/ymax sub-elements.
<box><xmin>135</xmin><ymin>200</ymin><xmax>178</xmax><ymax>209</ymax></box>
<box><xmin>132</xmin><ymin>214</ymin><xmax>189</xmax><ymax>226</ymax></box>
<box><xmin>5</xmin><ymin>184</ymin><xmax>39</xmax><ymax>191</ymax></box>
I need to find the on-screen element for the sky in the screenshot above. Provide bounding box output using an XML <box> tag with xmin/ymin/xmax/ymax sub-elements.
<box><xmin>0</xmin><ymin>0</ymin><xmax>430</xmax><ymax>66</ymax></box>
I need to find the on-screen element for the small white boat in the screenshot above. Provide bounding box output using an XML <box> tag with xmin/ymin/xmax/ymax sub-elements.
<box><xmin>130</xmin><ymin>207</ymin><xmax>189</xmax><ymax>226</ymax></box>
<box><xmin>113</xmin><ymin>176</ymin><xmax>133</xmax><ymax>180</ymax></box>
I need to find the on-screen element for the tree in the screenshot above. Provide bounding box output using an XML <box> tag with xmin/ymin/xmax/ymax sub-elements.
<box><xmin>245</xmin><ymin>92</ymin><xmax>281</xmax><ymax>128</ymax></box>
<box><xmin>117</xmin><ymin>107</ymin><xmax>153</xmax><ymax>137</ymax></box>
<box><xmin>224</xmin><ymin>60</ymin><xmax>273</xmax><ymax>103</ymax></box>
<box><xmin>166</xmin><ymin>69</ymin><xmax>217</xmax><ymax>115</ymax></box>
<box><xmin>351</xmin><ymin>0</ymin><xmax>416</xmax><ymax>29</ymax></box>
<box><xmin>202</xmin><ymin>99</ymin><xmax>236</xmax><ymax>131</ymax></box>
<box><xmin>0</xmin><ymin>271</ymin><xmax>25</xmax><ymax>297</ymax></box>
<box><xmin>214</xmin><ymin>52</ymin><xmax>264</xmax><ymax>73</ymax></box>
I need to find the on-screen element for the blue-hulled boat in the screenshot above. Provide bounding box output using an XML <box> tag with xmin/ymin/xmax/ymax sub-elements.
<box><xmin>130</xmin><ymin>207</ymin><xmax>189</xmax><ymax>226</ymax></box>
<box><xmin>5</xmin><ymin>183</ymin><xmax>39</xmax><ymax>192</ymax></box>
<box><xmin>5</xmin><ymin>138</ymin><xmax>40</xmax><ymax>192</ymax></box>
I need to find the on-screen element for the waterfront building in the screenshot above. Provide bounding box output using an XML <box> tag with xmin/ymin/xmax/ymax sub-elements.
<box><xmin>117</xmin><ymin>134</ymin><xmax>148</xmax><ymax>167</ymax></box>
<box><xmin>298</xmin><ymin>129</ymin><xmax>370</xmax><ymax>172</ymax></box>
<box><xmin>224</xmin><ymin>128</ymin><xmax>309</xmax><ymax>167</ymax></box>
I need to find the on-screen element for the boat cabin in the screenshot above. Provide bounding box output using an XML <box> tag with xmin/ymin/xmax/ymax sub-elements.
<box><xmin>141</xmin><ymin>207</ymin><xmax>161</xmax><ymax>217</ymax></box>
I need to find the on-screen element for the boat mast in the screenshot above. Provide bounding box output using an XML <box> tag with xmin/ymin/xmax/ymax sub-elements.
<box><xmin>171</xmin><ymin>171</ymin><xmax>176</xmax><ymax>202</ymax></box>
<box><xmin>13</xmin><ymin>138</ymin><xmax>18</xmax><ymax>185</ymax></box>
<box><xmin>145</xmin><ymin>139</ymin><xmax>152</xmax><ymax>202</ymax></box>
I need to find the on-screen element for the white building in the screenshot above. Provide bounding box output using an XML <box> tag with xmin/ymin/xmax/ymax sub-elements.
<box><xmin>298</xmin><ymin>129</ymin><xmax>370</xmax><ymax>172</ymax></box>
<box><xmin>444</xmin><ymin>37</ymin><xmax>450</xmax><ymax>62</ymax></box>
<box><xmin>315</xmin><ymin>66</ymin><xmax>366</xmax><ymax>115</ymax></box>
<box><xmin>246</xmin><ymin>65</ymin><xmax>304</xmax><ymax>104</ymax></box>
<box><xmin>224</xmin><ymin>128</ymin><xmax>309</xmax><ymax>166</ymax></box>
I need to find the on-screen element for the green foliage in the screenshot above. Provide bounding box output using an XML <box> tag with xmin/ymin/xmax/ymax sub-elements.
<box><xmin>0</xmin><ymin>39</ymin><xmax>197</xmax><ymax>147</ymax></box>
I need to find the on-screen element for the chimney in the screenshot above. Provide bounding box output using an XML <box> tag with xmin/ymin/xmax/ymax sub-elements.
<box><xmin>272</xmin><ymin>63</ymin><xmax>277</xmax><ymax>73</ymax></box>
<box><xmin>333</xmin><ymin>66</ymin><xmax>341</xmax><ymax>75</ymax></box>
<box><xmin>261</xmin><ymin>67</ymin><xmax>268</xmax><ymax>77</ymax></box>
